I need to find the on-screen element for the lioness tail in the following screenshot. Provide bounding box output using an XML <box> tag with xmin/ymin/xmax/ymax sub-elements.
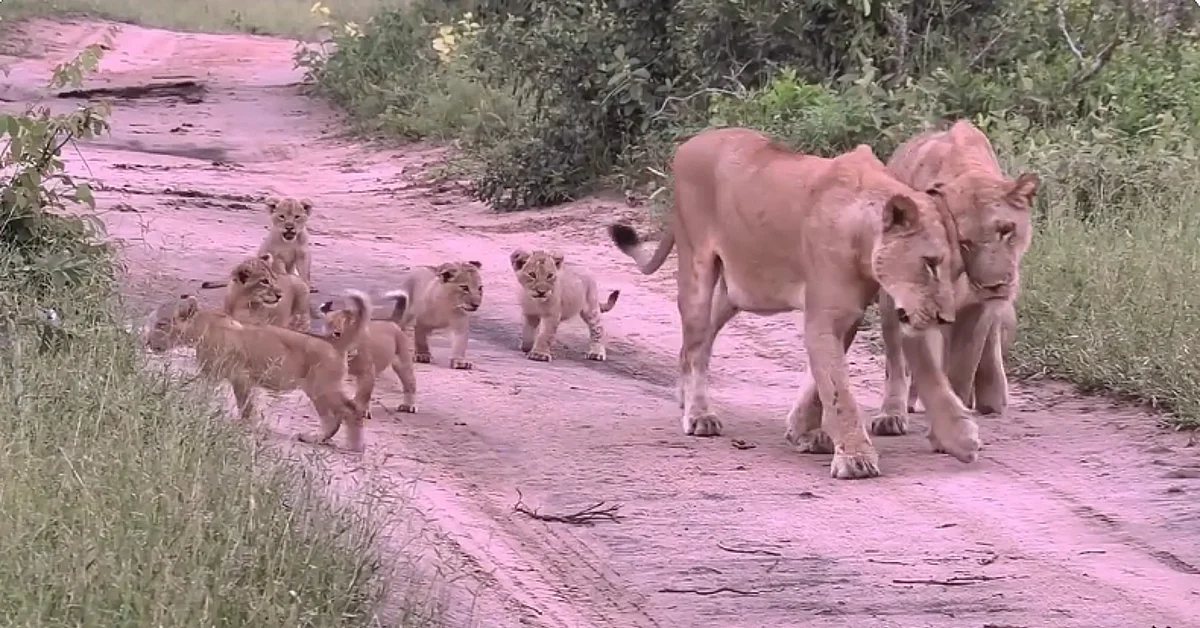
<box><xmin>600</xmin><ymin>289</ymin><xmax>620</xmax><ymax>313</ymax></box>
<box><xmin>331</xmin><ymin>289</ymin><xmax>371</xmax><ymax>354</ymax></box>
<box><xmin>608</xmin><ymin>223</ymin><xmax>675</xmax><ymax>275</ymax></box>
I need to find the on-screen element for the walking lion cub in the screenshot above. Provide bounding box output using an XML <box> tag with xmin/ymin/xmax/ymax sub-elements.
<box><xmin>510</xmin><ymin>248</ymin><xmax>620</xmax><ymax>362</ymax></box>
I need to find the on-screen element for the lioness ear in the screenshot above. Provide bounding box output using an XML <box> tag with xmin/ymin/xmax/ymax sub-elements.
<box><xmin>436</xmin><ymin>263</ymin><xmax>458</xmax><ymax>283</ymax></box>
<box><xmin>550</xmin><ymin>252</ymin><xmax>565</xmax><ymax>268</ymax></box>
<box><xmin>300</xmin><ymin>198</ymin><xmax>314</xmax><ymax>215</ymax></box>
<box><xmin>1007</xmin><ymin>173</ymin><xmax>1039</xmax><ymax>207</ymax></box>
<box><xmin>509</xmin><ymin>249</ymin><xmax>530</xmax><ymax>271</ymax></box>
<box><xmin>265</xmin><ymin>196</ymin><xmax>280</xmax><ymax>211</ymax></box>
<box><xmin>882</xmin><ymin>195</ymin><xmax>921</xmax><ymax>233</ymax></box>
<box><xmin>466</xmin><ymin>260</ymin><xmax>482</xmax><ymax>269</ymax></box>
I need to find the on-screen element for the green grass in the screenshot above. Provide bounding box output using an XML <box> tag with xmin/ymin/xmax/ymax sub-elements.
<box><xmin>0</xmin><ymin>251</ymin><xmax>445</xmax><ymax>626</ymax></box>
<box><xmin>0</xmin><ymin>0</ymin><xmax>406</xmax><ymax>37</ymax></box>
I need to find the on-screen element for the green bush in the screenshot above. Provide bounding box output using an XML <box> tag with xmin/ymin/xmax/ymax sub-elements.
<box><xmin>2</xmin><ymin>42</ymin><xmax>430</xmax><ymax>626</ymax></box>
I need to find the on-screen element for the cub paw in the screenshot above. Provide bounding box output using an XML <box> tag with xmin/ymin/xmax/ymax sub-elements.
<box><xmin>414</xmin><ymin>352</ymin><xmax>433</xmax><ymax>364</ymax></box>
<box><xmin>787</xmin><ymin>428</ymin><xmax>834</xmax><ymax>454</ymax></box>
<box><xmin>871</xmin><ymin>412</ymin><xmax>909</xmax><ymax>436</ymax></box>
<box><xmin>296</xmin><ymin>432</ymin><xmax>331</xmax><ymax>446</ymax></box>
<box><xmin>683</xmin><ymin>412</ymin><xmax>723</xmax><ymax>437</ymax></box>
<box><xmin>830</xmin><ymin>449</ymin><xmax>881</xmax><ymax>480</ymax></box>
<box><xmin>397</xmin><ymin>402</ymin><xmax>418</xmax><ymax>414</ymax></box>
<box><xmin>449</xmin><ymin>357</ymin><xmax>473</xmax><ymax>370</ymax></box>
<box><xmin>519</xmin><ymin>342</ymin><xmax>534</xmax><ymax>353</ymax></box>
<box><xmin>585</xmin><ymin>349</ymin><xmax>607</xmax><ymax>362</ymax></box>
<box><xmin>526</xmin><ymin>350</ymin><xmax>553</xmax><ymax>362</ymax></box>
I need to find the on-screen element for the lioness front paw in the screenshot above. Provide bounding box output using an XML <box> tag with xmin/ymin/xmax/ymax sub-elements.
<box><xmin>397</xmin><ymin>402</ymin><xmax>418</xmax><ymax>413</ymax></box>
<box><xmin>928</xmin><ymin>417</ymin><xmax>982</xmax><ymax>463</ymax></box>
<box><xmin>830</xmin><ymin>449</ymin><xmax>882</xmax><ymax>480</ymax></box>
<box><xmin>871</xmin><ymin>411</ymin><xmax>910</xmax><ymax>436</ymax></box>
<box><xmin>449</xmin><ymin>357</ymin><xmax>473</xmax><ymax>370</ymax></box>
<box><xmin>526</xmin><ymin>349</ymin><xmax>553</xmax><ymax>362</ymax></box>
<box><xmin>585</xmin><ymin>348</ymin><xmax>607</xmax><ymax>361</ymax></box>
<box><xmin>786</xmin><ymin>428</ymin><xmax>834</xmax><ymax>454</ymax></box>
<box><xmin>682</xmin><ymin>412</ymin><xmax>723</xmax><ymax>437</ymax></box>
<box><xmin>414</xmin><ymin>352</ymin><xmax>432</xmax><ymax>364</ymax></box>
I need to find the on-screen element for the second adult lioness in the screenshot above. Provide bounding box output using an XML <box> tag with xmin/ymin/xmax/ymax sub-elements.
<box><xmin>510</xmin><ymin>248</ymin><xmax>620</xmax><ymax>362</ymax></box>
<box><xmin>608</xmin><ymin>127</ymin><xmax>978</xmax><ymax>480</ymax></box>
<box><xmin>145</xmin><ymin>289</ymin><xmax>372</xmax><ymax>451</ymax></box>
<box><xmin>318</xmin><ymin>291</ymin><xmax>417</xmax><ymax>416</ymax></box>
<box><xmin>391</xmin><ymin>260</ymin><xmax>483</xmax><ymax>370</ymax></box>
<box><xmin>875</xmin><ymin>120</ymin><xmax>1038</xmax><ymax>437</ymax></box>
<box><xmin>210</xmin><ymin>253</ymin><xmax>311</xmax><ymax>332</ymax></box>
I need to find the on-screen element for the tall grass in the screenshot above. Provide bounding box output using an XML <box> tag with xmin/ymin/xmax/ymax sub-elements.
<box><xmin>0</xmin><ymin>250</ymin><xmax>441</xmax><ymax>625</ymax></box>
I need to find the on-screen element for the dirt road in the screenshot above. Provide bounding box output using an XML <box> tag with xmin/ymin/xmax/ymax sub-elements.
<box><xmin>4</xmin><ymin>18</ymin><xmax>1199</xmax><ymax>628</ymax></box>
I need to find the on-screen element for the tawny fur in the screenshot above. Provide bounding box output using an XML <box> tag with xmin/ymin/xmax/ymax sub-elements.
<box><xmin>210</xmin><ymin>253</ymin><xmax>311</xmax><ymax>332</ymax></box>
<box><xmin>199</xmin><ymin>196</ymin><xmax>315</xmax><ymax>291</ymax></box>
<box><xmin>145</xmin><ymin>289</ymin><xmax>372</xmax><ymax>451</ymax></box>
<box><xmin>318</xmin><ymin>290</ymin><xmax>417</xmax><ymax>417</ymax></box>
<box><xmin>510</xmin><ymin>248</ymin><xmax>620</xmax><ymax>362</ymax></box>
<box><xmin>390</xmin><ymin>260</ymin><xmax>484</xmax><ymax>370</ymax></box>
<box><xmin>607</xmin><ymin>127</ymin><xmax>979</xmax><ymax>480</ymax></box>
<box><xmin>875</xmin><ymin>120</ymin><xmax>1038</xmax><ymax>440</ymax></box>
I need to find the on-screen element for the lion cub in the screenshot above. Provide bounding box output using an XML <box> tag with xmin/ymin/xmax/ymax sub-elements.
<box><xmin>318</xmin><ymin>290</ymin><xmax>417</xmax><ymax>416</ymax></box>
<box><xmin>202</xmin><ymin>253</ymin><xmax>311</xmax><ymax>332</ymax></box>
<box><xmin>391</xmin><ymin>260</ymin><xmax>484</xmax><ymax>370</ymax></box>
<box><xmin>510</xmin><ymin>249</ymin><xmax>620</xmax><ymax>362</ymax></box>
<box><xmin>199</xmin><ymin>195</ymin><xmax>315</xmax><ymax>291</ymax></box>
<box><xmin>145</xmin><ymin>289</ymin><xmax>372</xmax><ymax>452</ymax></box>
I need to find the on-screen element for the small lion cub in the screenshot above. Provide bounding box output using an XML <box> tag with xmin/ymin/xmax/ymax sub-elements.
<box><xmin>318</xmin><ymin>290</ymin><xmax>418</xmax><ymax>416</ymax></box>
<box><xmin>260</xmin><ymin>196</ymin><xmax>314</xmax><ymax>286</ymax></box>
<box><xmin>511</xmin><ymin>248</ymin><xmax>620</xmax><ymax>362</ymax></box>
<box><xmin>391</xmin><ymin>260</ymin><xmax>484</xmax><ymax>370</ymax></box>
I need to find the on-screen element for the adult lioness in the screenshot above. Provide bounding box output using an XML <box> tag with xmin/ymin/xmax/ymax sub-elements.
<box><xmin>145</xmin><ymin>289</ymin><xmax>372</xmax><ymax>451</ymax></box>
<box><xmin>199</xmin><ymin>196</ymin><xmax>316</xmax><ymax>292</ymax></box>
<box><xmin>318</xmin><ymin>290</ymin><xmax>417</xmax><ymax>416</ymax></box>
<box><xmin>608</xmin><ymin>127</ymin><xmax>978</xmax><ymax>480</ymax></box>
<box><xmin>875</xmin><ymin>120</ymin><xmax>1038</xmax><ymax>438</ymax></box>
<box><xmin>208</xmin><ymin>253</ymin><xmax>311</xmax><ymax>332</ymax></box>
<box><xmin>391</xmin><ymin>260</ymin><xmax>483</xmax><ymax>370</ymax></box>
<box><xmin>510</xmin><ymin>248</ymin><xmax>621</xmax><ymax>362</ymax></box>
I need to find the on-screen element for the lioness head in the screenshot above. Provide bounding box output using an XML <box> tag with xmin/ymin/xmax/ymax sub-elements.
<box><xmin>930</xmin><ymin>173</ymin><xmax>1038</xmax><ymax>302</ymax></box>
<box><xmin>266</xmin><ymin>196</ymin><xmax>312</xmax><ymax>242</ymax></box>
<box><xmin>435</xmin><ymin>260</ymin><xmax>484</xmax><ymax>313</ymax></box>
<box><xmin>510</xmin><ymin>249</ymin><xmax>563</xmax><ymax>302</ymax></box>
<box><xmin>145</xmin><ymin>295</ymin><xmax>201</xmax><ymax>353</ymax></box>
<box><xmin>873</xmin><ymin>193</ymin><xmax>959</xmax><ymax>334</ymax></box>
<box><xmin>232</xmin><ymin>253</ymin><xmax>283</xmax><ymax>306</ymax></box>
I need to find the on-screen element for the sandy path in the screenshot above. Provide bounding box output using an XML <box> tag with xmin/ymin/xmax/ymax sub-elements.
<box><xmin>4</xmin><ymin>18</ymin><xmax>1200</xmax><ymax>628</ymax></box>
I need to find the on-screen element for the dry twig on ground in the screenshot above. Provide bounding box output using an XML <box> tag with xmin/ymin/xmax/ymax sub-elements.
<box><xmin>512</xmin><ymin>488</ymin><xmax>623</xmax><ymax>526</ymax></box>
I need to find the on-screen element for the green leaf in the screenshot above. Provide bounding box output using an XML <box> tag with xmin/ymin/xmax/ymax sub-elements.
<box><xmin>74</xmin><ymin>183</ymin><xmax>95</xmax><ymax>209</ymax></box>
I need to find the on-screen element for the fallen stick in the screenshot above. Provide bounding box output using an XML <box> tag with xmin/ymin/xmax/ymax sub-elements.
<box><xmin>512</xmin><ymin>488</ymin><xmax>622</xmax><ymax>526</ymax></box>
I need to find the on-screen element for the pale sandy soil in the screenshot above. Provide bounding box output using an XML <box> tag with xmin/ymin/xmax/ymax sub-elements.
<box><xmin>3</xmin><ymin>18</ymin><xmax>1199</xmax><ymax>628</ymax></box>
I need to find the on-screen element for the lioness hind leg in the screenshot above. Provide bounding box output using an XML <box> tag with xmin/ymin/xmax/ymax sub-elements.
<box><xmin>580</xmin><ymin>306</ymin><xmax>607</xmax><ymax>361</ymax></box>
<box><xmin>972</xmin><ymin>320</ymin><xmax>1008</xmax><ymax>415</ymax></box>
<box><xmin>873</xmin><ymin>291</ymin><xmax>911</xmax><ymax>436</ymax></box>
<box><xmin>414</xmin><ymin>324</ymin><xmax>433</xmax><ymax>364</ymax></box>
<box><xmin>678</xmin><ymin>268</ymin><xmax>733</xmax><ymax>437</ymax></box>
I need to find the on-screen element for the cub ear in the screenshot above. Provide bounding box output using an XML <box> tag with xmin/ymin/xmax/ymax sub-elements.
<box><xmin>436</xmin><ymin>263</ymin><xmax>458</xmax><ymax>283</ymax></box>
<box><xmin>509</xmin><ymin>249</ymin><xmax>530</xmax><ymax>272</ymax></box>
<box><xmin>234</xmin><ymin>268</ymin><xmax>251</xmax><ymax>284</ymax></box>
<box><xmin>882</xmin><ymin>194</ymin><xmax>921</xmax><ymax>233</ymax></box>
<box><xmin>265</xmin><ymin>196</ymin><xmax>280</xmax><ymax>211</ymax></box>
<box><xmin>318</xmin><ymin>300</ymin><xmax>335</xmax><ymax>314</ymax></box>
<box><xmin>300</xmin><ymin>198</ymin><xmax>314</xmax><ymax>215</ymax></box>
<box><xmin>259</xmin><ymin>253</ymin><xmax>273</xmax><ymax>263</ymax></box>
<box><xmin>550</xmin><ymin>251</ymin><xmax>565</xmax><ymax>268</ymax></box>
<box><xmin>466</xmin><ymin>260</ymin><xmax>482</xmax><ymax>269</ymax></box>
<box><xmin>1007</xmin><ymin>173</ymin><xmax>1040</xmax><ymax>207</ymax></box>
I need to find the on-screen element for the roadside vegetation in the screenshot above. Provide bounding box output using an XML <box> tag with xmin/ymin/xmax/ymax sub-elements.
<box><xmin>298</xmin><ymin>0</ymin><xmax>1200</xmax><ymax>428</ymax></box>
<box><xmin>0</xmin><ymin>24</ymin><xmax>440</xmax><ymax>628</ymax></box>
